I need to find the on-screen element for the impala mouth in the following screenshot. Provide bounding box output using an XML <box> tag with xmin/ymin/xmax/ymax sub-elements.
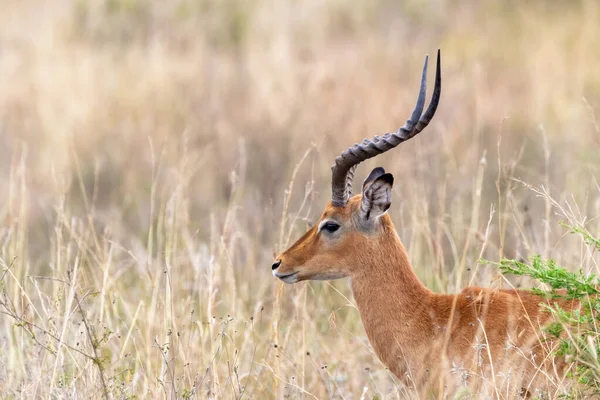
<box><xmin>273</xmin><ymin>271</ymin><xmax>299</xmax><ymax>284</ymax></box>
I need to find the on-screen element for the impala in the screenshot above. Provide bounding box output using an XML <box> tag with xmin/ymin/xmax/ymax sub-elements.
<box><xmin>272</xmin><ymin>50</ymin><xmax>576</xmax><ymax>397</ymax></box>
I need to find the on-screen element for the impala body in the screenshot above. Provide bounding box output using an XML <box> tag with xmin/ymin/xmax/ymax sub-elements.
<box><xmin>272</xmin><ymin>51</ymin><xmax>576</xmax><ymax>397</ymax></box>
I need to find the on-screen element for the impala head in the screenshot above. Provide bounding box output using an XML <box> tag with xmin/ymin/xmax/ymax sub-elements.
<box><xmin>272</xmin><ymin>50</ymin><xmax>442</xmax><ymax>284</ymax></box>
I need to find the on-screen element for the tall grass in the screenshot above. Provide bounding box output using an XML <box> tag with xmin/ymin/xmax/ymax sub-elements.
<box><xmin>0</xmin><ymin>0</ymin><xmax>599</xmax><ymax>398</ymax></box>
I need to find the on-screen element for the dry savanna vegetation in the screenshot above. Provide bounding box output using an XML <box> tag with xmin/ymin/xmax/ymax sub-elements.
<box><xmin>0</xmin><ymin>0</ymin><xmax>599</xmax><ymax>398</ymax></box>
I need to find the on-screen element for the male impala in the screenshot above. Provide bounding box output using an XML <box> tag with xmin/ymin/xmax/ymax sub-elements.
<box><xmin>272</xmin><ymin>50</ymin><xmax>576</xmax><ymax>397</ymax></box>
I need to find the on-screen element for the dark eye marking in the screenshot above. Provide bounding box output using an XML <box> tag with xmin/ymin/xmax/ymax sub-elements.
<box><xmin>321</xmin><ymin>221</ymin><xmax>340</xmax><ymax>233</ymax></box>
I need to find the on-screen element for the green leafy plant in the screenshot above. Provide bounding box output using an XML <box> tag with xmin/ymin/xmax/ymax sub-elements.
<box><xmin>484</xmin><ymin>224</ymin><xmax>600</xmax><ymax>397</ymax></box>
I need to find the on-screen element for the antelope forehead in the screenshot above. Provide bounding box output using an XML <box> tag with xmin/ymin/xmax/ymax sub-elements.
<box><xmin>320</xmin><ymin>202</ymin><xmax>361</xmax><ymax>223</ymax></box>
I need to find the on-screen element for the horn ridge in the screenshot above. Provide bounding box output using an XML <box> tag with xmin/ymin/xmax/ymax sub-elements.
<box><xmin>330</xmin><ymin>50</ymin><xmax>442</xmax><ymax>207</ymax></box>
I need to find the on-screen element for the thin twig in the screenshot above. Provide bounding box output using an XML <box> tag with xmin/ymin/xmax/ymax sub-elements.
<box><xmin>73</xmin><ymin>291</ymin><xmax>110</xmax><ymax>400</ymax></box>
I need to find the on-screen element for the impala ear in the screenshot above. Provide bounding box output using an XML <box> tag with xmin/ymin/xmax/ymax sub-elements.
<box><xmin>360</xmin><ymin>172</ymin><xmax>394</xmax><ymax>221</ymax></box>
<box><xmin>362</xmin><ymin>167</ymin><xmax>386</xmax><ymax>191</ymax></box>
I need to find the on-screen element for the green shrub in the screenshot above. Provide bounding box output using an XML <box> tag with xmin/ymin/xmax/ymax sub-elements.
<box><xmin>484</xmin><ymin>224</ymin><xmax>600</xmax><ymax>397</ymax></box>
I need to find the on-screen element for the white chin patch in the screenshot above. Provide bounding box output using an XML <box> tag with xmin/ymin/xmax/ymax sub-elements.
<box><xmin>273</xmin><ymin>270</ymin><xmax>299</xmax><ymax>284</ymax></box>
<box><xmin>281</xmin><ymin>274</ymin><xmax>298</xmax><ymax>284</ymax></box>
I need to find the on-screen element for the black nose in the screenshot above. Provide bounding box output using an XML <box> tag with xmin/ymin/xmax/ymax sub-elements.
<box><xmin>272</xmin><ymin>260</ymin><xmax>282</xmax><ymax>270</ymax></box>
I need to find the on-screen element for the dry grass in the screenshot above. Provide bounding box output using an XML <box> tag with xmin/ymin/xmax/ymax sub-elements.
<box><xmin>0</xmin><ymin>0</ymin><xmax>599</xmax><ymax>398</ymax></box>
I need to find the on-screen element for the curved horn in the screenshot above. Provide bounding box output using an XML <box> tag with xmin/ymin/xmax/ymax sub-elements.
<box><xmin>331</xmin><ymin>49</ymin><xmax>442</xmax><ymax>207</ymax></box>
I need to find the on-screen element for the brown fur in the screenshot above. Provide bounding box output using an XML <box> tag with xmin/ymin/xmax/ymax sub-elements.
<box><xmin>275</xmin><ymin>195</ymin><xmax>578</xmax><ymax>396</ymax></box>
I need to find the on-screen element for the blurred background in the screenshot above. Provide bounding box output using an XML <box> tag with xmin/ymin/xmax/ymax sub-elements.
<box><xmin>0</xmin><ymin>0</ymin><xmax>599</xmax><ymax>398</ymax></box>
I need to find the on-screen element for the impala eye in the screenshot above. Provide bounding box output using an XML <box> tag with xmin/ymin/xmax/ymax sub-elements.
<box><xmin>321</xmin><ymin>221</ymin><xmax>340</xmax><ymax>233</ymax></box>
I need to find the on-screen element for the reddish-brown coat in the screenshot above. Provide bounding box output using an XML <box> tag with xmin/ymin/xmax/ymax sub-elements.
<box><xmin>275</xmin><ymin>196</ymin><xmax>577</xmax><ymax>395</ymax></box>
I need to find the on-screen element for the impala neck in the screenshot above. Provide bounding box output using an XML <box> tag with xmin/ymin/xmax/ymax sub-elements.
<box><xmin>349</xmin><ymin>224</ymin><xmax>433</xmax><ymax>378</ymax></box>
<box><xmin>350</xmin><ymin>225</ymin><xmax>430</xmax><ymax>302</ymax></box>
